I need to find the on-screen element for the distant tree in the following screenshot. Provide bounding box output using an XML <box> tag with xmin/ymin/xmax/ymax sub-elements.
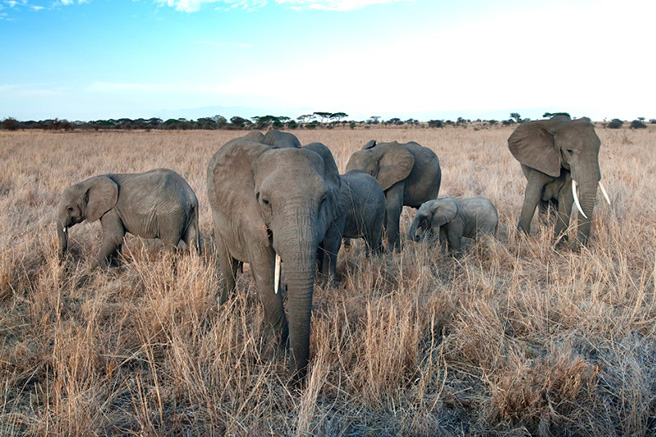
<box><xmin>313</xmin><ymin>112</ymin><xmax>332</xmax><ymax>124</ymax></box>
<box><xmin>488</xmin><ymin>120</ymin><xmax>498</xmax><ymax>126</ymax></box>
<box><xmin>287</xmin><ymin>119</ymin><xmax>299</xmax><ymax>129</ymax></box>
<box><xmin>502</xmin><ymin>119</ymin><xmax>515</xmax><ymax>126</ymax></box>
<box><xmin>630</xmin><ymin>119</ymin><xmax>647</xmax><ymax>129</ymax></box>
<box><xmin>212</xmin><ymin>115</ymin><xmax>228</xmax><ymax>128</ymax></box>
<box><xmin>510</xmin><ymin>113</ymin><xmax>522</xmax><ymax>123</ymax></box>
<box><xmin>329</xmin><ymin>112</ymin><xmax>348</xmax><ymax>123</ymax></box>
<box><xmin>543</xmin><ymin>112</ymin><xmax>571</xmax><ymax>119</ymax></box>
<box><xmin>367</xmin><ymin>116</ymin><xmax>381</xmax><ymax>125</ymax></box>
<box><xmin>428</xmin><ymin>120</ymin><xmax>444</xmax><ymax>128</ymax></box>
<box><xmin>297</xmin><ymin>114</ymin><xmax>313</xmax><ymax>124</ymax></box>
<box><xmin>650</xmin><ymin>119</ymin><xmax>656</xmax><ymax>124</ymax></box>
<box><xmin>230</xmin><ymin>116</ymin><xmax>250</xmax><ymax>128</ymax></box>
<box><xmin>386</xmin><ymin>117</ymin><xmax>403</xmax><ymax>125</ymax></box>
<box><xmin>405</xmin><ymin>118</ymin><xmax>419</xmax><ymax>125</ymax></box>
<box><xmin>196</xmin><ymin>117</ymin><xmax>217</xmax><ymax>129</ymax></box>
<box><xmin>607</xmin><ymin>119</ymin><xmax>623</xmax><ymax>129</ymax></box>
<box><xmin>305</xmin><ymin>120</ymin><xmax>320</xmax><ymax>129</ymax></box>
<box><xmin>2</xmin><ymin>117</ymin><xmax>21</xmax><ymax>131</ymax></box>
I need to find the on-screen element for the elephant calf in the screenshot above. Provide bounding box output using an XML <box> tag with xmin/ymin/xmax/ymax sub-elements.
<box><xmin>409</xmin><ymin>197</ymin><xmax>498</xmax><ymax>252</ymax></box>
<box><xmin>57</xmin><ymin>168</ymin><xmax>200</xmax><ymax>268</ymax></box>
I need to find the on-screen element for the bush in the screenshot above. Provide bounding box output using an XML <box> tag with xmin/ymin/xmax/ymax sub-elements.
<box><xmin>428</xmin><ymin>120</ymin><xmax>444</xmax><ymax>128</ymax></box>
<box><xmin>2</xmin><ymin>117</ymin><xmax>21</xmax><ymax>131</ymax></box>
<box><xmin>630</xmin><ymin>120</ymin><xmax>647</xmax><ymax>129</ymax></box>
<box><xmin>607</xmin><ymin>119</ymin><xmax>623</xmax><ymax>129</ymax></box>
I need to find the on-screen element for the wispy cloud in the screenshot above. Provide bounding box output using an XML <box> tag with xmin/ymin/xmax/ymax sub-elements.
<box><xmin>156</xmin><ymin>0</ymin><xmax>410</xmax><ymax>13</ymax></box>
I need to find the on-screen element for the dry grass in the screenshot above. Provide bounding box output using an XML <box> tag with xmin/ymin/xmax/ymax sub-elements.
<box><xmin>1</xmin><ymin>124</ymin><xmax>655</xmax><ymax>435</ymax></box>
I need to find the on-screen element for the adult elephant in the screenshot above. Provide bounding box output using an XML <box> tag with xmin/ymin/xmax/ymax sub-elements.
<box><xmin>345</xmin><ymin>140</ymin><xmax>441</xmax><ymax>250</ymax></box>
<box><xmin>508</xmin><ymin>116</ymin><xmax>610</xmax><ymax>248</ymax></box>
<box><xmin>56</xmin><ymin>169</ymin><xmax>200</xmax><ymax>268</ymax></box>
<box><xmin>207</xmin><ymin>133</ymin><xmax>341</xmax><ymax>383</ymax></box>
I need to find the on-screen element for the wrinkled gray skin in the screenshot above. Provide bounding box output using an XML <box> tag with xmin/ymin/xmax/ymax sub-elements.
<box><xmin>207</xmin><ymin>134</ymin><xmax>341</xmax><ymax>383</ymax></box>
<box><xmin>316</xmin><ymin>168</ymin><xmax>386</xmax><ymax>279</ymax></box>
<box><xmin>262</xmin><ymin>129</ymin><xmax>302</xmax><ymax>148</ymax></box>
<box><xmin>57</xmin><ymin>168</ymin><xmax>200</xmax><ymax>268</ymax></box>
<box><xmin>508</xmin><ymin>116</ymin><xmax>602</xmax><ymax>248</ymax></box>
<box><xmin>409</xmin><ymin>197</ymin><xmax>498</xmax><ymax>252</ymax></box>
<box><xmin>346</xmin><ymin>140</ymin><xmax>441</xmax><ymax>250</ymax></box>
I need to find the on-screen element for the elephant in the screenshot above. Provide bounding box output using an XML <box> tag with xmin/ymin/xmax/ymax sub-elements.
<box><xmin>409</xmin><ymin>197</ymin><xmax>498</xmax><ymax>252</ymax></box>
<box><xmin>206</xmin><ymin>133</ymin><xmax>341</xmax><ymax>383</ymax></box>
<box><xmin>345</xmin><ymin>140</ymin><xmax>441</xmax><ymax>250</ymax></box>
<box><xmin>315</xmin><ymin>168</ymin><xmax>386</xmax><ymax>279</ymax></box>
<box><xmin>56</xmin><ymin>168</ymin><xmax>200</xmax><ymax>268</ymax></box>
<box><xmin>262</xmin><ymin>129</ymin><xmax>302</xmax><ymax>148</ymax></box>
<box><xmin>508</xmin><ymin>115</ymin><xmax>610</xmax><ymax>248</ymax></box>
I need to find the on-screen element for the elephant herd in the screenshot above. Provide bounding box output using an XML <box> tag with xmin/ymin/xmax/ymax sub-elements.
<box><xmin>55</xmin><ymin>115</ymin><xmax>607</xmax><ymax>383</ymax></box>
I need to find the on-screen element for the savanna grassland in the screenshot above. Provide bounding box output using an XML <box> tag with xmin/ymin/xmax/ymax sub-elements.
<box><xmin>1</xmin><ymin>125</ymin><xmax>655</xmax><ymax>436</ymax></box>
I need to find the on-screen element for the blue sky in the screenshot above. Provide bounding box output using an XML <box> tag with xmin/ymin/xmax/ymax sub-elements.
<box><xmin>1</xmin><ymin>0</ymin><xmax>654</xmax><ymax>122</ymax></box>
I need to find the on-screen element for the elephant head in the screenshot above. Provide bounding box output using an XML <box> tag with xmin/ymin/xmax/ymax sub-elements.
<box><xmin>345</xmin><ymin>140</ymin><xmax>415</xmax><ymax>191</ymax></box>
<box><xmin>57</xmin><ymin>175</ymin><xmax>118</xmax><ymax>258</ymax></box>
<box><xmin>508</xmin><ymin>116</ymin><xmax>607</xmax><ymax>245</ymax></box>
<box><xmin>408</xmin><ymin>199</ymin><xmax>456</xmax><ymax>241</ymax></box>
<box><xmin>208</xmin><ymin>136</ymin><xmax>341</xmax><ymax>382</ymax></box>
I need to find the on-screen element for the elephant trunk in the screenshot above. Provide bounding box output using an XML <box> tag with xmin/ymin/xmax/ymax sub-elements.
<box><xmin>408</xmin><ymin>218</ymin><xmax>421</xmax><ymax>242</ymax></box>
<box><xmin>275</xmin><ymin>207</ymin><xmax>320</xmax><ymax>383</ymax></box>
<box><xmin>57</xmin><ymin>216</ymin><xmax>69</xmax><ymax>260</ymax></box>
<box><xmin>573</xmin><ymin>176</ymin><xmax>598</xmax><ymax>246</ymax></box>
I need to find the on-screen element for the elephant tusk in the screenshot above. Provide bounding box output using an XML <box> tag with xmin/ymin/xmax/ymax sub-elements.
<box><xmin>274</xmin><ymin>253</ymin><xmax>281</xmax><ymax>294</ymax></box>
<box><xmin>63</xmin><ymin>227</ymin><xmax>67</xmax><ymax>233</ymax></box>
<box><xmin>572</xmin><ymin>180</ymin><xmax>588</xmax><ymax>219</ymax></box>
<box><xmin>599</xmin><ymin>181</ymin><xmax>611</xmax><ymax>205</ymax></box>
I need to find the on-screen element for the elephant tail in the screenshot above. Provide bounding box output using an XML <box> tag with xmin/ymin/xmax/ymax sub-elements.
<box><xmin>185</xmin><ymin>203</ymin><xmax>202</xmax><ymax>254</ymax></box>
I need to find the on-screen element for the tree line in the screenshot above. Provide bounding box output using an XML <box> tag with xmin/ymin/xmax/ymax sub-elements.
<box><xmin>1</xmin><ymin>112</ymin><xmax>653</xmax><ymax>131</ymax></box>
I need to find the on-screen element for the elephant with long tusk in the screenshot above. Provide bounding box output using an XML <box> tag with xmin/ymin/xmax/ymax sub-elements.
<box><xmin>207</xmin><ymin>132</ymin><xmax>342</xmax><ymax>384</ymax></box>
<box><xmin>508</xmin><ymin>115</ymin><xmax>609</xmax><ymax>248</ymax></box>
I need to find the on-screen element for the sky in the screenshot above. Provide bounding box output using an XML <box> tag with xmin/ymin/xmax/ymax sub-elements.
<box><xmin>1</xmin><ymin>0</ymin><xmax>654</xmax><ymax>122</ymax></box>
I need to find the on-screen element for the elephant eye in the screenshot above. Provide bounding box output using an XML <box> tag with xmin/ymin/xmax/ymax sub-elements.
<box><xmin>67</xmin><ymin>206</ymin><xmax>74</xmax><ymax>212</ymax></box>
<box><xmin>565</xmin><ymin>149</ymin><xmax>574</xmax><ymax>154</ymax></box>
<box><xmin>257</xmin><ymin>192</ymin><xmax>270</xmax><ymax>206</ymax></box>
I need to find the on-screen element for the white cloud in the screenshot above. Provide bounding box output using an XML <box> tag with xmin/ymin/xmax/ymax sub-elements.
<box><xmin>156</xmin><ymin>0</ymin><xmax>410</xmax><ymax>12</ymax></box>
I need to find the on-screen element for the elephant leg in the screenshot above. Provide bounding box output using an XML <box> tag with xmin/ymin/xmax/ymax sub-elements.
<box><xmin>319</xmin><ymin>223</ymin><xmax>342</xmax><ymax>284</ymax></box>
<box><xmin>518</xmin><ymin>175</ymin><xmax>546</xmax><ymax>234</ymax></box>
<box><xmin>446</xmin><ymin>223</ymin><xmax>464</xmax><ymax>253</ymax></box>
<box><xmin>366</xmin><ymin>226</ymin><xmax>384</xmax><ymax>256</ymax></box>
<box><xmin>384</xmin><ymin>183</ymin><xmax>405</xmax><ymax>251</ymax></box>
<box><xmin>216</xmin><ymin>241</ymin><xmax>238</xmax><ymax>304</ymax></box>
<box><xmin>96</xmin><ymin>210</ymin><xmax>125</xmax><ymax>269</ymax></box>
<box><xmin>554</xmin><ymin>184</ymin><xmax>574</xmax><ymax>246</ymax></box>
<box><xmin>249</xmin><ymin>247</ymin><xmax>289</xmax><ymax>351</ymax></box>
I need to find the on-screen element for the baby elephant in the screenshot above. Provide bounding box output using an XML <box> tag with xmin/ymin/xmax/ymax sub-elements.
<box><xmin>56</xmin><ymin>168</ymin><xmax>200</xmax><ymax>268</ymax></box>
<box><xmin>409</xmin><ymin>197</ymin><xmax>498</xmax><ymax>251</ymax></box>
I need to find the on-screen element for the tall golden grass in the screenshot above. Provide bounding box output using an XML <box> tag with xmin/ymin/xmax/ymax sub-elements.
<box><xmin>1</xmin><ymin>125</ymin><xmax>655</xmax><ymax>435</ymax></box>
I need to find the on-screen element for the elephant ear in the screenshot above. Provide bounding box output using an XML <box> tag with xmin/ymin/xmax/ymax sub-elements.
<box><xmin>362</xmin><ymin>140</ymin><xmax>377</xmax><ymax>150</ymax></box>
<box><xmin>376</xmin><ymin>142</ymin><xmax>415</xmax><ymax>191</ymax></box>
<box><xmin>508</xmin><ymin>119</ymin><xmax>567</xmax><ymax>177</ymax></box>
<box><xmin>432</xmin><ymin>199</ymin><xmax>457</xmax><ymax>227</ymax></box>
<box><xmin>302</xmin><ymin>142</ymin><xmax>342</xmax><ymax>219</ymax></box>
<box><xmin>85</xmin><ymin>176</ymin><xmax>119</xmax><ymax>222</ymax></box>
<box><xmin>208</xmin><ymin>137</ymin><xmax>271</xmax><ymax>228</ymax></box>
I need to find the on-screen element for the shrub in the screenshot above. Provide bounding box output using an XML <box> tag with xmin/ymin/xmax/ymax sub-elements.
<box><xmin>2</xmin><ymin>117</ymin><xmax>21</xmax><ymax>131</ymax></box>
<box><xmin>607</xmin><ymin>119</ymin><xmax>623</xmax><ymax>129</ymax></box>
<box><xmin>630</xmin><ymin>120</ymin><xmax>647</xmax><ymax>129</ymax></box>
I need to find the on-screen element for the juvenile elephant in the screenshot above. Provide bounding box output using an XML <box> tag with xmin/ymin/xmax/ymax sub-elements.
<box><xmin>508</xmin><ymin>115</ymin><xmax>610</xmax><ymax>248</ymax></box>
<box><xmin>316</xmin><ymin>168</ymin><xmax>386</xmax><ymax>279</ymax></box>
<box><xmin>56</xmin><ymin>168</ymin><xmax>200</xmax><ymax>268</ymax></box>
<box><xmin>409</xmin><ymin>197</ymin><xmax>498</xmax><ymax>252</ymax></box>
<box><xmin>207</xmin><ymin>134</ymin><xmax>341</xmax><ymax>383</ymax></box>
<box><xmin>346</xmin><ymin>140</ymin><xmax>441</xmax><ymax>250</ymax></box>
